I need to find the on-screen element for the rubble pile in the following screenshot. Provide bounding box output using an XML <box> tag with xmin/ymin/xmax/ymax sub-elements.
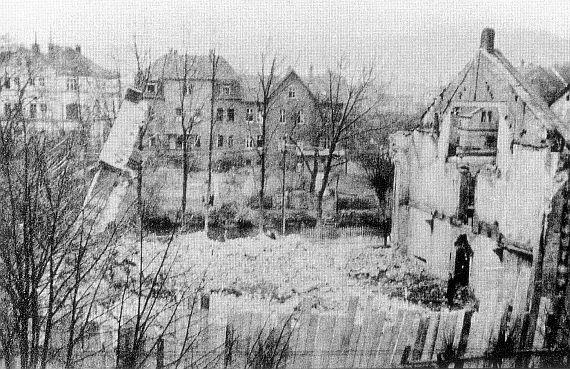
<box><xmin>117</xmin><ymin>232</ymin><xmax>448</xmax><ymax>311</ymax></box>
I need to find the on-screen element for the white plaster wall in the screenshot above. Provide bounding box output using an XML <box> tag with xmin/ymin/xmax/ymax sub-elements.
<box><xmin>476</xmin><ymin>145</ymin><xmax>560</xmax><ymax>247</ymax></box>
<box><xmin>408</xmin><ymin>207</ymin><xmax>454</xmax><ymax>280</ymax></box>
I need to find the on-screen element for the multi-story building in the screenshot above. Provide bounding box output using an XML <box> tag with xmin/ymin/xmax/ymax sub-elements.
<box><xmin>143</xmin><ymin>53</ymin><xmax>343</xmax><ymax>171</ymax></box>
<box><xmin>0</xmin><ymin>42</ymin><xmax>121</xmax><ymax>150</ymax></box>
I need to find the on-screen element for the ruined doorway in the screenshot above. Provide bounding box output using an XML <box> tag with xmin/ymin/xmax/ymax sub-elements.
<box><xmin>454</xmin><ymin>234</ymin><xmax>472</xmax><ymax>287</ymax></box>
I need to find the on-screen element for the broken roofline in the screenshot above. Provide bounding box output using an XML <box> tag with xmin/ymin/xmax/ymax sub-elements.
<box><xmin>418</xmin><ymin>28</ymin><xmax>570</xmax><ymax>149</ymax></box>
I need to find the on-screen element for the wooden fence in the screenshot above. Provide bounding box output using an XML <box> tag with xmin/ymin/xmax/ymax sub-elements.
<box><xmin>38</xmin><ymin>293</ymin><xmax>557</xmax><ymax>368</ymax></box>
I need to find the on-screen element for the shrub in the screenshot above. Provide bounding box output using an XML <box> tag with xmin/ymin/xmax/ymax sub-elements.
<box><xmin>215</xmin><ymin>153</ymin><xmax>246</xmax><ymax>173</ymax></box>
<box><xmin>337</xmin><ymin>196</ymin><xmax>375</xmax><ymax>210</ymax></box>
<box><xmin>210</xmin><ymin>202</ymin><xmax>239</xmax><ymax>226</ymax></box>
<box><xmin>246</xmin><ymin>194</ymin><xmax>273</xmax><ymax>210</ymax></box>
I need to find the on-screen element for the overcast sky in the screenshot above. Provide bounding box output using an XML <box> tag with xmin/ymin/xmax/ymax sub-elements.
<box><xmin>2</xmin><ymin>0</ymin><xmax>570</xmax><ymax>96</ymax></box>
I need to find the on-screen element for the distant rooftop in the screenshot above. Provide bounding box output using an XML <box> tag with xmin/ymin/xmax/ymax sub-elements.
<box><xmin>0</xmin><ymin>43</ymin><xmax>119</xmax><ymax>79</ymax></box>
<box><xmin>149</xmin><ymin>52</ymin><xmax>237</xmax><ymax>81</ymax></box>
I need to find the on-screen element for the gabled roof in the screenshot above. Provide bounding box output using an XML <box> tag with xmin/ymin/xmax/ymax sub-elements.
<box><xmin>420</xmin><ymin>29</ymin><xmax>569</xmax><ymax>143</ymax></box>
<box><xmin>0</xmin><ymin>44</ymin><xmax>119</xmax><ymax>79</ymax></box>
<box><xmin>149</xmin><ymin>53</ymin><xmax>237</xmax><ymax>81</ymax></box>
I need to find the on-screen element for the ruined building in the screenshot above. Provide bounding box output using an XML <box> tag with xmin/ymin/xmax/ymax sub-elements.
<box><xmin>390</xmin><ymin>28</ymin><xmax>570</xmax><ymax>332</ymax></box>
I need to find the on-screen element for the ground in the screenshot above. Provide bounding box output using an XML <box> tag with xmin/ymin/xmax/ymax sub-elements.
<box><xmin>117</xmin><ymin>231</ymin><xmax>451</xmax><ymax>313</ymax></box>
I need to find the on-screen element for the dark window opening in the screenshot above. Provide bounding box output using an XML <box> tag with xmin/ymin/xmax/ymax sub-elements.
<box><xmin>228</xmin><ymin>135</ymin><xmax>234</xmax><ymax>147</ymax></box>
<box><xmin>256</xmin><ymin>135</ymin><xmax>263</xmax><ymax>148</ymax></box>
<box><xmin>66</xmin><ymin>103</ymin><xmax>80</xmax><ymax>120</ymax></box>
<box><xmin>30</xmin><ymin>104</ymin><xmax>37</xmax><ymax>119</ymax></box>
<box><xmin>175</xmin><ymin>107</ymin><xmax>182</xmax><ymax>116</ymax></box>
<box><xmin>3</xmin><ymin>77</ymin><xmax>10</xmax><ymax>89</ymax></box>
<box><xmin>458</xmin><ymin>171</ymin><xmax>476</xmax><ymax>226</ymax></box>
<box><xmin>246</xmin><ymin>108</ymin><xmax>254</xmax><ymax>121</ymax></box>
<box><xmin>453</xmin><ymin>235</ymin><xmax>472</xmax><ymax>287</ymax></box>
<box><xmin>216</xmin><ymin>108</ymin><xmax>224</xmax><ymax>121</ymax></box>
<box><xmin>195</xmin><ymin>136</ymin><xmax>201</xmax><ymax>148</ymax></box>
<box><xmin>217</xmin><ymin>135</ymin><xmax>224</xmax><ymax>147</ymax></box>
<box><xmin>227</xmin><ymin>108</ymin><xmax>235</xmax><ymax>122</ymax></box>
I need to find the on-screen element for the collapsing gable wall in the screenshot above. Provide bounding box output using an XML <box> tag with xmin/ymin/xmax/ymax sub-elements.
<box><xmin>390</xmin><ymin>40</ymin><xmax>570</xmax><ymax>314</ymax></box>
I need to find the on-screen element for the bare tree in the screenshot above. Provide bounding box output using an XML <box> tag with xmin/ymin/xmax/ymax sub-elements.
<box><xmin>311</xmin><ymin>62</ymin><xmax>382</xmax><ymax>223</ymax></box>
<box><xmin>204</xmin><ymin>50</ymin><xmax>220</xmax><ymax>234</ymax></box>
<box><xmin>251</xmin><ymin>55</ymin><xmax>282</xmax><ymax>232</ymax></box>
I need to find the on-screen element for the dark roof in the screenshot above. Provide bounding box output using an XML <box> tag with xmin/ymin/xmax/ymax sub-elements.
<box><xmin>239</xmin><ymin>75</ymin><xmax>260</xmax><ymax>102</ymax></box>
<box><xmin>0</xmin><ymin>44</ymin><xmax>119</xmax><ymax>79</ymax></box>
<box><xmin>520</xmin><ymin>62</ymin><xmax>568</xmax><ymax>105</ymax></box>
<box><xmin>149</xmin><ymin>53</ymin><xmax>237</xmax><ymax>81</ymax></box>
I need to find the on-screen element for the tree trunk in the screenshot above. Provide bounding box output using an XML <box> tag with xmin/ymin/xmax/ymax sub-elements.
<box><xmin>258</xmin><ymin>132</ymin><xmax>266</xmax><ymax>233</ymax></box>
<box><xmin>181</xmin><ymin>131</ymin><xmax>188</xmax><ymax>225</ymax></box>
<box><xmin>205</xmin><ymin>69</ymin><xmax>216</xmax><ymax>235</ymax></box>
<box><xmin>316</xmin><ymin>146</ymin><xmax>336</xmax><ymax>224</ymax></box>
<box><xmin>308</xmin><ymin>150</ymin><xmax>318</xmax><ymax>193</ymax></box>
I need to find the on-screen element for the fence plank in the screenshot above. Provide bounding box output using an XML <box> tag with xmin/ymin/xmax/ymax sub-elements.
<box><xmin>363</xmin><ymin>311</ymin><xmax>386</xmax><ymax>368</ymax></box>
<box><xmin>386</xmin><ymin>309</ymin><xmax>406</xmax><ymax>367</ymax></box>
<box><xmin>287</xmin><ymin>311</ymin><xmax>310</xmax><ymax>368</ymax></box>
<box><xmin>411</xmin><ymin>315</ymin><xmax>430</xmax><ymax>362</ymax></box>
<box><xmin>421</xmin><ymin>312</ymin><xmax>440</xmax><ymax>362</ymax></box>
<box><xmin>354</xmin><ymin>296</ymin><xmax>375</xmax><ymax>368</ymax></box>
<box><xmin>312</xmin><ymin>314</ymin><xmax>336</xmax><ymax>369</ymax></box>
<box><xmin>302</xmin><ymin>313</ymin><xmax>320</xmax><ymax>369</ymax></box>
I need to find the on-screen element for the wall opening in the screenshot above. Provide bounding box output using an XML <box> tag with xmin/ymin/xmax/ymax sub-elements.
<box><xmin>454</xmin><ymin>234</ymin><xmax>472</xmax><ymax>287</ymax></box>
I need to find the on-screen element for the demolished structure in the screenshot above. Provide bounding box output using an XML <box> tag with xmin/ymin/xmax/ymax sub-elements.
<box><xmin>390</xmin><ymin>28</ymin><xmax>570</xmax><ymax>345</ymax></box>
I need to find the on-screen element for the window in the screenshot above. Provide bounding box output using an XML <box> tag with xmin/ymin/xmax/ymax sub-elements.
<box><xmin>288</xmin><ymin>88</ymin><xmax>296</xmax><ymax>98</ymax></box>
<box><xmin>3</xmin><ymin>78</ymin><xmax>10</xmax><ymax>89</ymax></box>
<box><xmin>146</xmin><ymin>83</ymin><xmax>156</xmax><ymax>94</ymax></box>
<box><xmin>228</xmin><ymin>135</ymin><xmax>234</xmax><ymax>148</ymax></box>
<box><xmin>184</xmin><ymin>83</ymin><xmax>193</xmax><ymax>96</ymax></box>
<box><xmin>40</xmin><ymin>103</ymin><xmax>47</xmax><ymax>116</ymax></box>
<box><xmin>29</xmin><ymin>103</ymin><xmax>37</xmax><ymax>119</ymax></box>
<box><xmin>169</xmin><ymin>135</ymin><xmax>177</xmax><ymax>150</ymax></box>
<box><xmin>38</xmin><ymin>77</ymin><xmax>45</xmax><ymax>87</ymax></box>
<box><xmin>296</xmin><ymin>110</ymin><xmax>305</xmax><ymax>124</ymax></box>
<box><xmin>4</xmin><ymin>103</ymin><xmax>11</xmax><ymax>116</ymax></box>
<box><xmin>217</xmin><ymin>135</ymin><xmax>224</xmax><ymax>147</ymax></box>
<box><xmin>66</xmin><ymin>103</ymin><xmax>80</xmax><ymax>120</ymax></box>
<box><xmin>193</xmin><ymin>109</ymin><xmax>202</xmax><ymax>122</ymax></box>
<box><xmin>227</xmin><ymin>108</ymin><xmax>235</xmax><ymax>122</ymax></box>
<box><xmin>29</xmin><ymin>77</ymin><xmax>35</xmax><ymax>86</ymax></box>
<box><xmin>279</xmin><ymin>109</ymin><xmax>286</xmax><ymax>123</ymax></box>
<box><xmin>66</xmin><ymin>77</ymin><xmax>79</xmax><ymax>91</ymax></box>
<box><xmin>175</xmin><ymin>107</ymin><xmax>183</xmax><ymax>116</ymax></box>
<box><xmin>216</xmin><ymin>108</ymin><xmax>224</xmax><ymax>121</ymax></box>
<box><xmin>223</xmin><ymin>85</ymin><xmax>231</xmax><ymax>95</ymax></box>
<box><xmin>195</xmin><ymin>135</ymin><xmax>201</xmax><ymax>148</ymax></box>
<box><xmin>245</xmin><ymin>136</ymin><xmax>254</xmax><ymax>148</ymax></box>
<box><xmin>246</xmin><ymin>108</ymin><xmax>254</xmax><ymax>122</ymax></box>
<box><xmin>256</xmin><ymin>135</ymin><xmax>263</xmax><ymax>148</ymax></box>
<box><xmin>13</xmin><ymin>77</ymin><xmax>19</xmax><ymax>87</ymax></box>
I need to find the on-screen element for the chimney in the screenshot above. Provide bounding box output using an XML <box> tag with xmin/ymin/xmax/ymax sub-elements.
<box><xmin>309</xmin><ymin>64</ymin><xmax>314</xmax><ymax>80</ymax></box>
<box><xmin>32</xmin><ymin>43</ymin><xmax>40</xmax><ymax>53</ymax></box>
<box><xmin>48</xmin><ymin>43</ymin><xmax>54</xmax><ymax>52</ymax></box>
<box><xmin>480</xmin><ymin>28</ymin><xmax>495</xmax><ymax>52</ymax></box>
<box><xmin>75</xmin><ymin>44</ymin><xmax>81</xmax><ymax>53</ymax></box>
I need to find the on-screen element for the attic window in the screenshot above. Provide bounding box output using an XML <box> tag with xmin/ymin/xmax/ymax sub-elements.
<box><xmin>66</xmin><ymin>77</ymin><xmax>79</xmax><ymax>91</ymax></box>
<box><xmin>223</xmin><ymin>85</ymin><xmax>231</xmax><ymax>95</ymax></box>
<box><xmin>288</xmin><ymin>88</ymin><xmax>296</xmax><ymax>98</ymax></box>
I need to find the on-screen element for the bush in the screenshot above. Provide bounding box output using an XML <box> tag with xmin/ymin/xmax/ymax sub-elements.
<box><xmin>246</xmin><ymin>194</ymin><xmax>273</xmax><ymax>210</ymax></box>
<box><xmin>215</xmin><ymin>153</ymin><xmax>246</xmax><ymax>173</ymax></box>
<box><xmin>337</xmin><ymin>196</ymin><xmax>375</xmax><ymax>210</ymax></box>
<box><xmin>210</xmin><ymin>202</ymin><xmax>239</xmax><ymax>226</ymax></box>
<box><xmin>333</xmin><ymin>211</ymin><xmax>382</xmax><ymax>227</ymax></box>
